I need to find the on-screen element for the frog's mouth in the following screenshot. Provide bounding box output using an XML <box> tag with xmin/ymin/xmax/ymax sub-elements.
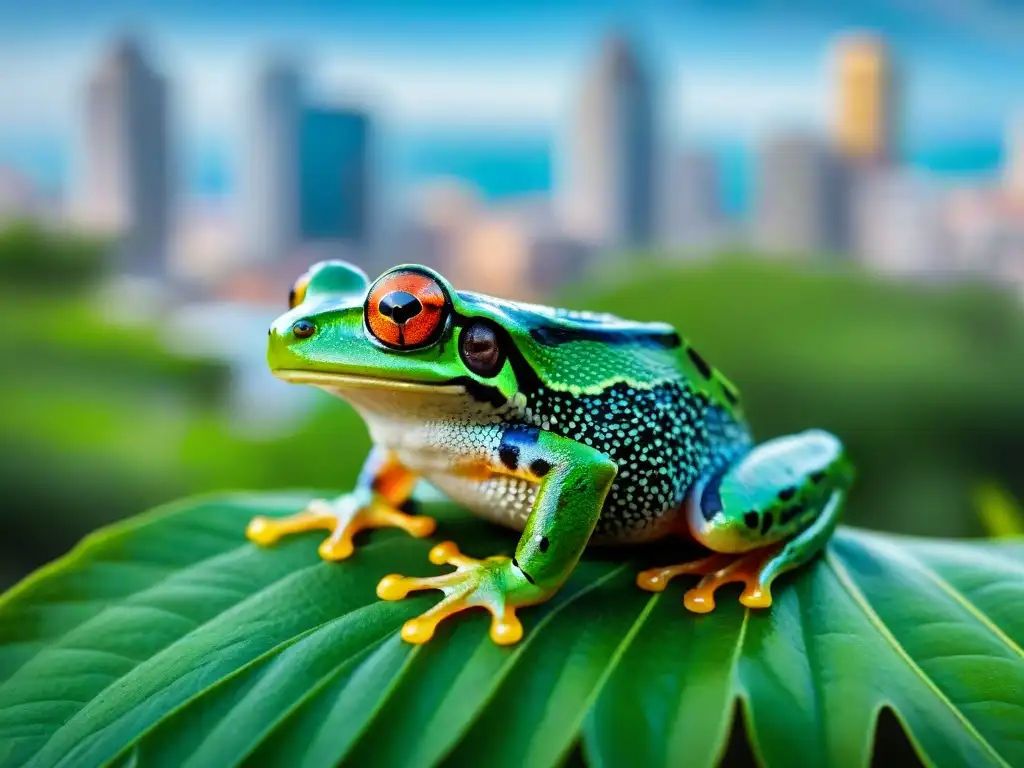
<box><xmin>272</xmin><ymin>369</ymin><xmax>466</xmax><ymax>394</ymax></box>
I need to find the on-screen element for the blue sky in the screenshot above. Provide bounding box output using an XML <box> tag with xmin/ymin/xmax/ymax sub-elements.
<box><xmin>2</xmin><ymin>0</ymin><xmax>1023</xmax><ymax>200</ymax></box>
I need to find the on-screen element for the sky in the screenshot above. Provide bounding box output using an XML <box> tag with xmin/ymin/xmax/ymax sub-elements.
<box><xmin>1</xmin><ymin>0</ymin><xmax>1023</xmax><ymax>202</ymax></box>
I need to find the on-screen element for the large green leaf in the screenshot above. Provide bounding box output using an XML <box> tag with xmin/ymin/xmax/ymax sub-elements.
<box><xmin>0</xmin><ymin>491</ymin><xmax>1021</xmax><ymax>768</ymax></box>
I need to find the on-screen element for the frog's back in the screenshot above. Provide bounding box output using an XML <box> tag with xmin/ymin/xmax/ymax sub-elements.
<box><xmin>456</xmin><ymin>292</ymin><xmax>751</xmax><ymax>542</ymax></box>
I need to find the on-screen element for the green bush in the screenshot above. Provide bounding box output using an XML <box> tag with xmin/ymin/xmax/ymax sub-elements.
<box><xmin>0</xmin><ymin>221</ymin><xmax>109</xmax><ymax>287</ymax></box>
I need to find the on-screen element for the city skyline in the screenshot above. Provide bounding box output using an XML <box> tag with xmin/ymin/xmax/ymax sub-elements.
<box><xmin>1</xmin><ymin>13</ymin><xmax>1023</xmax><ymax>299</ymax></box>
<box><xmin>3</xmin><ymin>1</ymin><xmax>1024</xmax><ymax>203</ymax></box>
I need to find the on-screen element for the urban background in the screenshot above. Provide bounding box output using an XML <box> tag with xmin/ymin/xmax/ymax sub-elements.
<box><xmin>2</xmin><ymin>0</ymin><xmax>1024</xmax><ymax>588</ymax></box>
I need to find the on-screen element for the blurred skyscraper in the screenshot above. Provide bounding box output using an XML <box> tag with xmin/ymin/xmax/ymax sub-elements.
<box><xmin>662</xmin><ymin>148</ymin><xmax>724</xmax><ymax>249</ymax></box>
<box><xmin>833</xmin><ymin>33</ymin><xmax>898</xmax><ymax>166</ymax></box>
<box><xmin>299</xmin><ymin>107</ymin><xmax>371</xmax><ymax>244</ymax></box>
<box><xmin>755</xmin><ymin>132</ymin><xmax>850</xmax><ymax>257</ymax></box>
<box><xmin>244</xmin><ymin>60</ymin><xmax>302</xmax><ymax>263</ymax></box>
<box><xmin>81</xmin><ymin>36</ymin><xmax>170</xmax><ymax>276</ymax></box>
<box><xmin>560</xmin><ymin>34</ymin><xmax>656</xmax><ymax>250</ymax></box>
<box><xmin>244</xmin><ymin>60</ymin><xmax>372</xmax><ymax>263</ymax></box>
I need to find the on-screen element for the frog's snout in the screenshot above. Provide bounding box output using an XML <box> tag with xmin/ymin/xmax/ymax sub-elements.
<box><xmin>266</xmin><ymin>316</ymin><xmax>318</xmax><ymax>374</ymax></box>
<box><xmin>267</xmin><ymin>318</ymin><xmax>316</xmax><ymax>344</ymax></box>
<box><xmin>290</xmin><ymin>319</ymin><xmax>317</xmax><ymax>339</ymax></box>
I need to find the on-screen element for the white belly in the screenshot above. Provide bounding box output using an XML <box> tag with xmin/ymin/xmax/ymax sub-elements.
<box><xmin>322</xmin><ymin>382</ymin><xmax>536</xmax><ymax>530</ymax></box>
<box><xmin>426</xmin><ymin>472</ymin><xmax>537</xmax><ymax>532</ymax></box>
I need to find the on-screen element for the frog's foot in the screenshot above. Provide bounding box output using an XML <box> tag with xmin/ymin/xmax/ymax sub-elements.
<box><xmin>246</xmin><ymin>496</ymin><xmax>436</xmax><ymax>561</ymax></box>
<box><xmin>636</xmin><ymin>544</ymin><xmax>783</xmax><ymax>614</ymax></box>
<box><xmin>376</xmin><ymin>541</ymin><xmax>547</xmax><ymax>646</ymax></box>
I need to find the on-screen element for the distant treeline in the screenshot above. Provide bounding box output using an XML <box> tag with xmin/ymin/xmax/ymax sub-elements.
<box><xmin>0</xmin><ymin>220</ymin><xmax>110</xmax><ymax>287</ymax></box>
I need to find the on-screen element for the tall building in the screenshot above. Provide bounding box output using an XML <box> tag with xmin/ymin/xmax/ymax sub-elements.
<box><xmin>561</xmin><ymin>34</ymin><xmax>656</xmax><ymax>250</ymax></box>
<box><xmin>833</xmin><ymin>33</ymin><xmax>897</xmax><ymax>166</ymax></box>
<box><xmin>244</xmin><ymin>61</ymin><xmax>372</xmax><ymax>262</ymax></box>
<box><xmin>754</xmin><ymin>132</ymin><xmax>850</xmax><ymax>257</ymax></box>
<box><xmin>299</xmin><ymin>107</ymin><xmax>371</xmax><ymax>244</ymax></box>
<box><xmin>81</xmin><ymin>37</ymin><xmax>170</xmax><ymax>276</ymax></box>
<box><xmin>244</xmin><ymin>60</ymin><xmax>302</xmax><ymax>263</ymax></box>
<box><xmin>662</xmin><ymin>148</ymin><xmax>724</xmax><ymax>250</ymax></box>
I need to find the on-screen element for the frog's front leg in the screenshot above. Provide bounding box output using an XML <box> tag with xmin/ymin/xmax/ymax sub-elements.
<box><xmin>246</xmin><ymin>447</ymin><xmax>437</xmax><ymax>560</ymax></box>
<box><xmin>638</xmin><ymin>429</ymin><xmax>854</xmax><ymax>613</ymax></box>
<box><xmin>377</xmin><ymin>425</ymin><xmax>617</xmax><ymax>645</ymax></box>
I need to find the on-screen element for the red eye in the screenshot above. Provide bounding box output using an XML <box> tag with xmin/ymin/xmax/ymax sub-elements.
<box><xmin>365</xmin><ymin>270</ymin><xmax>449</xmax><ymax>349</ymax></box>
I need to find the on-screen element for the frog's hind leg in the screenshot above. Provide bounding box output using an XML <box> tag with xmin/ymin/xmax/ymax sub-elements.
<box><xmin>246</xmin><ymin>448</ymin><xmax>436</xmax><ymax>561</ymax></box>
<box><xmin>637</xmin><ymin>429</ymin><xmax>853</xmax><ymax>613</ymax></box>
<box><xmin>675</xmin><ymin>491</ymin><xmax>843</xmax><ymax>613</ymax></box>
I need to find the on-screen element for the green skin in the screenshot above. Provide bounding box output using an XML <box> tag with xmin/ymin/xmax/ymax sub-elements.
<box><xmin>254</xmin><ymin>260</ymin><xmax>855</xmax><ymax>644</ymax></box>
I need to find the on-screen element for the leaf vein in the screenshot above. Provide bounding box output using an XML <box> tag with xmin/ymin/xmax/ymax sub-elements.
<box><xmin>28</xmin><ymin>536</ymin><xmax>419</xmax><ymax>768</ymax></box>
<box><xmin>826</xmin><ymin>552</ymin><xmax>1011</xmax><ymax>768</ymax></box>
<box><xmin>879</xmin><ymin>540</ymin><xmax>1024</xmax><ymax>661</ymax></box>
<box><xmin>430</xmin><ymin>563</ymin><xmax>635</xmax><ymax>767</ymax></box>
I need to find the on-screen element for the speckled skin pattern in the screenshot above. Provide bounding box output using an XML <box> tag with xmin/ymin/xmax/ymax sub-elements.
<box><xmin>255</xmin><ymin>260</ymin><xmax>854</xmax><ymax>644</ymax></box>
<box><xmin>519</xmin><ymin>383</ymin><xmax>748</xmax><ymax>541</ymax></box>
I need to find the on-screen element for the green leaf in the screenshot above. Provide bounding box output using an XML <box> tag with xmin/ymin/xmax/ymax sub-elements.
<box><xmin>1</xmin><ymin>492</ymin><xmax>1021</xmax><ymax>768</ymax></box>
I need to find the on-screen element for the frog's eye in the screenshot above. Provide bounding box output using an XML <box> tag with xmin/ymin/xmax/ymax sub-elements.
<box><xmin>459</xmin><ymin>321</ymin><xmax>505</xmax><ymax>378</ymax></box>
<box><xmin>365</xmin><ymin>269</ymin><xmax>449</xmax><ymax>350</ymax></box>
<box><xmin>289</xmin><ymin>270</ymin><xmax>313</xmax><ymax>309</ymax></box>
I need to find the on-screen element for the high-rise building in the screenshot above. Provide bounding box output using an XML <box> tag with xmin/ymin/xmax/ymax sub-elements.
<box><xmin>560</xmin><ymin>34</ymin><xmax>656</xmax><ymax>250</ymax></box>
<box><xmin>754</xmin><ymin>132</ymin><xmax>850</xmax><ymax>257</ymax></box>
<box><xmin>299</xmin><ymin>107</ymin><xmax>371</xmax><ymax>244</ymax></box>
<box><xmin>244</xmin><ymin>59</ymin><xmax>302</xmax><ymax>263</ymax></box>
<box><xmin>81</xmin><ymin>36</ymin><xmax>170</xmax><ymax>276</ymax></box>
<box><xmin>833</xmin><ymin>33</ymin><xmax>897</xmax><ymax>166</ymax></box>
<box><xmin>244</xmin><ymin>61</ymin><xmax>372</xmax><ymax>262</ymax></box>
<box><xmin>662</xmin><ymin>148</ymin><xmax>724</xmax><ymax>250</ymax></box>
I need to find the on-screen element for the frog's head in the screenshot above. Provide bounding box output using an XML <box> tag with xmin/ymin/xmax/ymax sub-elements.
<box><xmin>269</xmin><ymin>260</ymin><xmax>685</xmax><ymax>418</ymax></box>
<box><xmin>268</xmin><ymin>260</ymin><xmax>534</xmax><ymax>412</ymax></box>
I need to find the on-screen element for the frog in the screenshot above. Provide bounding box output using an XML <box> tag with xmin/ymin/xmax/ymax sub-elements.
<box><xmin>248</xmin><ymin>259</ymin><xmax>855</xmax><ymax>646</ymax></box>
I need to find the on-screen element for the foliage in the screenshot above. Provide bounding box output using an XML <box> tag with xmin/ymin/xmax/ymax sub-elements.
<box><xmin>974</xmin><ymin>484</ymin><xmax>1024</xmax><ymax>538</ymax></box>
<box><xmin>1</xmin><ymin>492</ymin><xmax>1021</xmax><ymax>768</ymax></box>
<box><xmin>0</xmin><ymin>221</ymin><xmax>109</xmax><ymax>287</ymax></box>
<box><xmin>0</xmin><ymin>286</ymin><xmax>234</xmax><ymax>584</ymax></box>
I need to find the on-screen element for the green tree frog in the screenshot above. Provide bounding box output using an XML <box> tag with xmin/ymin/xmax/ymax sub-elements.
<box><xmin>248</xmin><ymin>261</ymin><xmax>855</xmax><ymax>645</ymax></box>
